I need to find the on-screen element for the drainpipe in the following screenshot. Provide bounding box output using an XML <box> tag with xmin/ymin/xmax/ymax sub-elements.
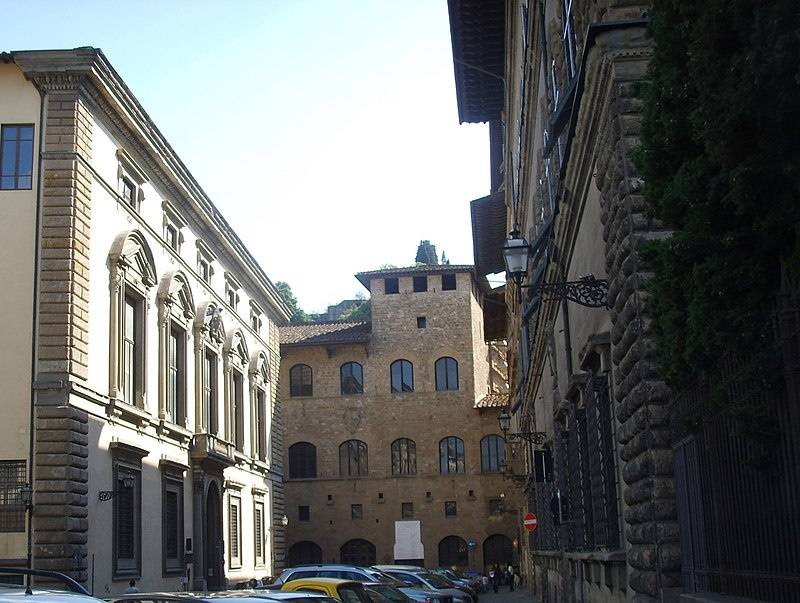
<box><xmin>27</xmin><ymin>75</ymin><xmax>47</xmax><ymax>581</ymax></box>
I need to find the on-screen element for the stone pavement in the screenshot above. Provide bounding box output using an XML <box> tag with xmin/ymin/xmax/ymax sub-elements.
<box><xmin>478</xmin><ymin>586</ymin><xmax>539</xmax><ymax>603</ymax></box>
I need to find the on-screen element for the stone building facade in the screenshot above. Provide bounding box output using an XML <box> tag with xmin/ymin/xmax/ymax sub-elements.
<box><xmin>0</xmin><ymin>48</ymin><xmax>289</xmax><ymax>592</ymax></box>
<box><xmin>449</xmin><ymin>1</ymin><xmax>678</xmax><ymax>602</ymax></box>
<box><xmin>280</xmin><ymin>265</ymin><xmax>519</xmax><ymax>571</ymax></box>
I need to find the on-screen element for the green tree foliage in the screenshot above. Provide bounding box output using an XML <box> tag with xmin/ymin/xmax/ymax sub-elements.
<box><xmin>275</xmin><ymin>281</ymin><xmax>309</xmax><ymax>324</ymax></box>
<box><xmin>638</xmin><ymin>1</ymin><xmax>800</xmax><ymax>405</ymax></box>
<box><xmin>340</xmin><ymin>299</ymin><xmax>371</xmax><ymax>322</ymax></box>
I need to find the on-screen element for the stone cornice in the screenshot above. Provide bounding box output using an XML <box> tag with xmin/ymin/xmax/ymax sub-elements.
<box><xmin>11</xmin><ymin>48</ymin><xmax>292</xmax><ymax>325</ymax></box>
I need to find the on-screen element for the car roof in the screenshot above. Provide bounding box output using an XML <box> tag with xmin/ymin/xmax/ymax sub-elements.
<box><xmin>0</xmin><ymin>589</ymin><xmax>102</xmax><ymax>603</ymax></box>
<box><xmin>371</xmin><ymin>567</ymin><xmax>423</xmax><ymax>572</ymax></box>
<box><xmin>283</xmin><ymin>578</ymin><xmax>361</xmax><ymax>586</ymax></box>
<box><xmin>231</xmin><ymin>594</ymin><xmax>333</xmax><ymax>601</ymax></box>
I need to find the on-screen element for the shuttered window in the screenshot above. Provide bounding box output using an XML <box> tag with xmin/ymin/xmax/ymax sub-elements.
<box><xmin>113</xmin><ymin>464</ymin><xmax>140</xmax><ymax>576</ymax></box>
<box><xmin>162</xmin><ymin>472</ymin><xmax>184</xmax><ymax>574</ymax></box>
<box><xmin>229</xmin><ymin>496</ymin><xmax>242</xmax><ymax>568</ymax></box>
<box><xmin>254</xmin><ymin>502</ymin><xmax>265</xmax><ymax>566</ymax></box>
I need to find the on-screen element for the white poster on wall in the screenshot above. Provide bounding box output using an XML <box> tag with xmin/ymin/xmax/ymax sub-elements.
<box><xmin>394</xmin><ymin>520</ymin><xmax>424</xmax><ymax>561</ymax></box>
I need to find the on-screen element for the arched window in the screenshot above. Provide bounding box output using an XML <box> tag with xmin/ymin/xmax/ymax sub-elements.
<box><xmin>340</xmin><ymin>539</ymin><xmax>376</xmax><ymax>565</ymax></box>
<box><xmin>391</xmin><ymin>438</ymin><xmax>417</xmax><ymax>475</ymax></box>
<box><xmin>108</xmin><ymin>230</ymin><xmax>157</xmax><ymax>408</ymax></box>
<box><xmin>435</xmin><ymin>357</ymin><xmax>459</xmax><ymax>391</ymax></box>
<box><xmin>289</xmin><ymin>364</ymin><xmax>313</xmax><ymax>397</ymax></box>
<box><xmin>390</xmin><ymin>360</ymin><xmax>414</xmax><ymax>393</ymax></box>
<box><xmin>339</xmin><ymin>440</ymin><xmax>368</xmax><ymax>476</ymax></box>
<box><xmin>340</xmin><ymin>362</ymin><xmax>364</xmax><ymax>395</ymax></box>
<box><xmin>438</xmin><ymin>535</ymin><xmax>468</xmax><ymax>568</ymax></box>
<box><xmin>481</xmin><ymin>435</ymin><xmax>506</xmax><ymax>473</ymax></box>
<box><xmin>288</xmin><ymin>541</ymin><xmax>322</xmax><ymax>566</ymax></box>
<box><xmin>288</xmin><ymin>442</ymin><xmax>317</xmax><ymax>479</ymax></box>
<box><xmin>439</xmin><ymin>436</ymin><xmax>465</xmax><ymax>474</ymax></box>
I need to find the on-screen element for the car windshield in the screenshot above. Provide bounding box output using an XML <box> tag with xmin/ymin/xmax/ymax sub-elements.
<box><xmin>338</xmin><ymin>587</ymin><xmax>371</xmax><ymax>603</ymax></box>
<box><xmin>368</xmin><ymin>586</ymin><xmax>410</xmax><ymax>603</ymax></box>
<box><xmin>366</xmin><ymin>571</ymin><xmax>404</xmax><ymax>587</ymax></box>
<box><xmin>418</xmin><ymin>574</ymin><xmax>451</xmax><ymax>589</ymax></box>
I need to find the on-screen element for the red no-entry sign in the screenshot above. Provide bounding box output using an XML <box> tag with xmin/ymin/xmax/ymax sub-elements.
<box><xmin>523</xmin><ymin>512</ymin><xmax>539</xmax><ymax>532</ymax></box>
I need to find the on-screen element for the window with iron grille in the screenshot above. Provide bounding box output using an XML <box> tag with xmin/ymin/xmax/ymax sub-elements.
<box><xmin>439</xmin><ymin>436</ymin><xmax>465</xmax><ymax>474</ymax></box>
<box><xmin>339</xmin><ymin>440</ymin><xmax>368</xmax><ymax>477</ymax></box>
<box><xmin>401</xmin><ymin>502</ymin><xmax>414</xmax><ymax>519</ymax></box>
<box><xmin>0</xmin><ymin>125</ymin><xmax>34</xmax><ymax>190</ymax></box>
<box><xmin>444</xmin><ymin>501</ymin><xmax>457</xmax><ymax>517</ymax></box>
<box><xmin>289</xmin><ymin>364</ymin><xmax>313</xmax><ymax>397</ymax></box>
<box><xmin>162</xmin><ymin>474</ymin><xmax>184</xmax><ymax>574</ymax></box>
<box><xmin>441</xmin><ymin>274</ymin><xmax>457</xmax><ymax>291</ymax></box>
<box><xmin>391</xmin><ymin>438</ymin><xmax>417</xmax><ymax>476</ymax></box>
<box><xmin>229</xmin><ymin>496</ymin><xmax>242</xmax><ymax>568</ymax></box>
<box><xmin>0</xmin><ymin>461</ymin><xmax>26</xmax><ymax>532</ymax></box>
<box><xmin>351</xmin><ymin>504</ymin><xmax>363</xmax><ymax>520</ymax></box>
<box><xmin>289</xmin><ymin>442</ymin><xmax>317</xmax><ymax>479</ymax></box>
<box><xmin>298</xmin><ymin>505</ymin><xmax>310</xmax><ymax>521</ymax></box>
<box><xmin>254</xmin><ymin>501</ymin><xmax>265</xmax><ymax>567</ymax></box>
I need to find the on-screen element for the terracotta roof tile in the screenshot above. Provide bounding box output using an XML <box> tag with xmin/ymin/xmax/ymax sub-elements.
<box><xmin>279</xmin><ymin>321</ymin><xmax>371</xmax><ymax>346</ymax></box>
<box><xmin>475</xmin><ymin>393</ymin><xmax>509</xmax><ymax>409</ymax></box>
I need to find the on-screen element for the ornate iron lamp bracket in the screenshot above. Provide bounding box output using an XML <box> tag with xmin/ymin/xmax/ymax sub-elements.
<box><xmin>505</xmin><ymin>431</ymin><xmax>547</xmax><ymax>446</ymax></box>
<box><xmin>535</xmin><ymin>275</ymin><xmax>608</xmax><ymax>308</ymax></box>
<box><xmin>98</xmin><ymin>490</ymin><xmax>116</xmax><ymax>501</ymax></box>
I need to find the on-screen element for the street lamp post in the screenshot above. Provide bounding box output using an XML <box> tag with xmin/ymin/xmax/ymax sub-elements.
<box><xmin>498</xmin><ymin>409</ymin><xmax>546</xmax><ymax>446</ymax></box>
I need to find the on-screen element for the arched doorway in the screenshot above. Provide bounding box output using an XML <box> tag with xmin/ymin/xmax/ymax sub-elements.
<box><xmin>340</xmin><ymin>539</ymin><xmax>376</xmax><ymax>565</ymax></box>
<box><xmin>288</xmin><ymin>541</ymin><xmax>323</xmax><ymax>566</ymax></box>
<box><xmin>205</xmin><ymin>482</ymin><xmax>223</xmax><ymax>590</ymax></box>
<box><xmin>483</xmin><ymin>534</ymin><xmax>513</xmax><ymax>569</ymax></box>
<box><xmin>438</xmin><ymin>535</ymin><xmax>468</xmax><ymax>568</ymax></box>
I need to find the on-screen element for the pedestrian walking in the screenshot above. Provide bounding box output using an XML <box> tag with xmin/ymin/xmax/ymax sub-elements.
<box><xmin>507</xmin><ymin>565</ymin><xmax>515</xmax><ymax>592</ymax></box>
<box><xmin>491</xmin><ymin>565</ymin><xmax>500</xmax><ymax>593</ymax></box>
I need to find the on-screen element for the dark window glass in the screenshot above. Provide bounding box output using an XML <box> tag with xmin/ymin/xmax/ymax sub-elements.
<box><xmin>441</xmin><ymin>274</ymin><xmax>457</xmax><ymax>290</ymax></box>
<box><xmin>0</xmin><ymin>125</ymin><xmax>34</xmax><ymax>190</ymax></box>
<box><xmin>351</xmin><ymin>504</ymin><xmax>363</xmax><ymax>519</ymax></box>
<box><xmin>444</xmin><ymin>501</ymin><xmax>457</xmax><ymax>517</ymax></box>
<box><xmin>534</xmin><ymin>449</ymin><xmax>554</xmax><ymax>482</ymax></box>
<box><xmin>165</xmin><ymin>225</ymin><xmax>179</xmax><ymax>251</ymax></box>
<box><xmin>413</xmin><ymin>276</ymin><xmax>427</xmax><ymax>292</ymax></box>
<box><xmin>162</xmin><ymin>476</ymin><xmax>183</xmax><ymax>573</ymax></box>
<box><xmin>481</xmin><ymin>435</ymin><xmax>506</xmax><ymax>473</ymax></box>
<box><xmin>439</xmin><ymin>436</ymin><xmax>465</xmax><ymax>474</ymax></box>
<box><xmin>384</xmin><ymin>278</ymin><xmax>399</xmax><ymax>294</ymax></box>
<box><xmin>416</xmin><ymin>316</ymin><xmax>426</xmax><ymax>328</ymax></box>
<box><xmin>167</xmin><ymin>325</ymin><xmax>186</xmax><ymax>425</ymax></box>
<box><xmin>233</xmin><ymin>370</ymin><xmax>244</xmax><ymax>451</ymax></box>
<box><xmin>0</xmin><ymin>461</ymin><xmax>26</xmax><ymax>532</ymax></box>
<box><xmin>288</xmin><ymin>442</ymin><xmax>317</xmax><ymax>479</ymax></box>
<box><xmin>256</xmin><ymin>389</ymin><xmax>267</xmax><ymax>461</ymax></box>
<box><xmin>340</xmin><ymin>362</ymin><xmax>364</xmax><ymax>395</ymax></box>
<box><xmin>401</xmin><ymin>502</ymin><xmax>414</xmax><ymax>519</ymax></box>
<box><xmin>489</xmin><ymin>498</ymin><xmax>504</xmax><ymax>515</ymax></box>
<box><xmin>391</xmin><ymin>438</ymin><xmax>417</xmax><ymax>475</ymax></box>
<box><xmin>199</xmin><ymin>259</ymin><xmax>211</xmax><ymax>283</ymax></box>
<box><xmin>122</xmin><ymin>293</ymin><xmax>144</xmax><ymax>405</ymax></box>
<box><xmin>121</xmin><ymin>177</ymin><xmax>136</xmax><ymax>208</ymax></box>
<box><xmin>435</xmin><ymin>357</ymin><xmax>459</xmax><ymax>391</ymax></box>
<box><xmin>299</xmin><ymin>505</ymin><xmax>310</xmax><ymax>521</ymax></box>
<box><xmin>339</xmin><ymin>440</ymin><xmax>368</xmax><ymax>477</ymax></box>
<box><xmin>290</xmin><ymin>364</ymin><xmax>313</xmax><ymax>397</ymax></box>
<box><xmin>390</xmin><ymin>359</ymin><xmax>414</xmax><ymax>393</ymax></box>
<box><xmin>204</xmin><ymin>349</ymin><xmax>218</xmax><ymax>433</ymax></box>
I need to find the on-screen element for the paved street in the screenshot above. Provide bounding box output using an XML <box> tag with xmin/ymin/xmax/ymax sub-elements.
<box><xmin>479</xmin><ymin>587</ymin><xmax>538</xmax><ymax>603</ymax></box>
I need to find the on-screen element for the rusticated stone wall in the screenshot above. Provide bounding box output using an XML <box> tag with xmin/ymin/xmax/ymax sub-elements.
<box><xmin>595</xmin><ymin>44</ymin><xmax>680</xmax><ymax>601</ymax></box>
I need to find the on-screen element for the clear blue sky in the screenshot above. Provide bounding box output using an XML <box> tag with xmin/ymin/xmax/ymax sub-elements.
<box><xmin>2</xmin><ymin>0</ymin><xmax>489</xmax><ymax>312</ymax></box>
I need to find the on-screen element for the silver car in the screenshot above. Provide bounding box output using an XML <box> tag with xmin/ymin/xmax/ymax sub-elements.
<box><xmin>371</xmin><ymin>568</ymin><xmax>471</xmax><ymax>603</ymax></box>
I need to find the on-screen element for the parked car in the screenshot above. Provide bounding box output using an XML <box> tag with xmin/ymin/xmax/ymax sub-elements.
<box><xmin>426</xmin><ymin>571</ymin><xmax>477</xmax><ymax>601</ymax></box>
<box><xmin>280</xmin><ymin>578</ymin><xmax>372</xmax><ymax>603</ymax></box>
<box><xmin>110</xmin><ymin>592</ymin><xmax>336</xmax><ymax>603</ymax></box>
<box><xmin>0</xmin><ymin>568</ymin><xmax>96</xmax><ymax>603</ymax></box>
<box><xmin>371</xmin><ymin>569</ymin><xmax>471</xmax><ymax>603</ymax></box>
<box><xmin>271</xmin><ymin>566</ymin><xmax>447</xmax><ymax>603</ymax></box>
